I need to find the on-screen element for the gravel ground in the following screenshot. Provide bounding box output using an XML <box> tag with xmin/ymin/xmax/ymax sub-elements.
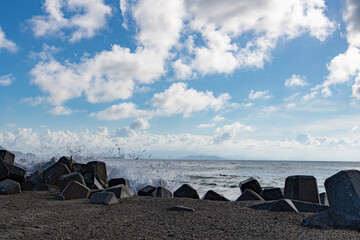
<box><xmin>0</xmin><ymin>192</ymin><xmax>359</xmax><ymax>240</ymax></box>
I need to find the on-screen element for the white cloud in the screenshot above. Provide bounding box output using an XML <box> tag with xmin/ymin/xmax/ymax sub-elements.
<box><xmin>0</xmin><ymin>26</ymin><xmax>17</xmax><ymax>52</ymax></box>
<box><xmin>0</xmin><ymin>74</ymin><xmax>14</xmax><ymax>86</ymax></box>
<box><xmin>212</xmin><ymin>115</ymin><xmax>225</xmax><ymax>122</ymax></box>
<box><xmin>302</xmin><ymin>91</ymin><xmax>318</xmax><ymax>101</ymax></box>
<box><xmin>284</xmin><ymin>74</ymin><xmax>308</xmax><ymax>87</ymax></box>
<box><xmin>130</xmin><ymin>118</ymin><xmax>150</xmax><ymax>130</ymax></box>
<box><xmin>352</xmin><ymin>73</ymin><xmax>360</xmax><ymax>99</ymax></box>
<box><xmin>29</xmin><ymin>0</ymin><xmax>112</xmax><ymax>42</ymax></box>
<box><xmin>214</xmin><ymin>122</ymin><xmax>256</xmax><ymax>144</ymax></box>
<box><xmin>248</xmin><ymin>89</ymin><xmax>272</xmax><ymax>100</ymax></box>
<box><xmin>49</xmin><ymin>106</ymin><xmax>73</xmax><ymax>115</ymax></box>
<box><xmin>197</xmin><ymin>123</ymin><xmax>215</xmax><ymax>128</ymax></box>
<box><xmin>29</xmin><ymin>44</ymin><xmax>62</xmax><ymax>60</ymax></box>
<box><xmin>151</xmin><ymin>82</ymin><xmax>231</xmax><ymax>117</ymax></box>
<box><xmin>92</xmin><ymin>102</ymin><xmax>150</xmax><ymax>120</ymax></box>
<box><xmin>30</xmin><ymin>0</ymin><xmax>185</xmax><ymax>107</ymax></box>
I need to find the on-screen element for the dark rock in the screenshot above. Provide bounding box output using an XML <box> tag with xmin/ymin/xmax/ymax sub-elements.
<box><xmin>34</xmin><ymin>183</ymin><xmax>53</xmax><ymax>191</ymax></box>
<box><xmin>57</xmin><ymin>156</ymin><xmax>73</xmax><ymax>171</ymax></box>
<box><xmin>138</xmin><ymin>185</ymin><xmax>156</xmax><ymax>196</ymax></box>
<box><xmin>21</xmin><ymin>170</ymin><xmax>43</xmax><ymax>191</ymax></box>
<box><xmin>324</xmin><ymin>170</ymin><xmax>360</xmax><ymax>215</ymax></box>
<box><xmin>105</xmin><ymin>184</ymin><xmax>134</xmax><ymax>198</ymax></box>
<box><xmin>58</xmin><ymin>172</ymin><xmax>85</xmax><ymax>192</ymax></box>
<box><xmin>239</xmin><ymin>177</ymin><xmax>262</xmax><ymax>195</ymax></box>
<box><xmin>269</xmin><ymin>199</ymin><xmax>299</xmax><ymax>212</ymax></box>
<box><xmin>89</xmin><ymin>192</ymin><xmax>118</xmax><ymax>205</ymax></box>
<box><xmin>236</xmin><ymin>189</ymin><xmax>264</xmax><ymax>201</ymax></box>
<box><xmin>261</xmin><ymin>187</ymin><xmax>284</xmax><ymax>201</ymax></box>
<box><xmin>89</xmin><ymin>189</ymin><xmax>104</xmax><ymax>198</ymax></box>
<box><xmin>87</xmin><ymin>161</ymin><xmax>107</xmax><ymax>184</ymax></box>
<box><xmin>168</xmin><ymin>206</ymin><xmax>195</xmax><ymax>212</ymax></box>
<box><xmin>0</xmin><ymin>179</ymin><xmax>21</xmax><ymax>194</ymax></box>
<box><xmin>53</xmin><ymin>195</ymin><xmax>65</xmax><ymax>201</ymax></box>
<box><xmin>43</xmin><ymin>163</ymin><xmax>70</xmax><ymax>186</ymax></box>
<box><xmin>72</xmin><ymin>163</ymin><xmax>102</xmax><ymax>189</ymax></box>
<box><xmin>249</xmin><ymin>201</ymin><xmax>276</xmax><ymax>210</ymax></box>
<box><xmin>174</xmin><ymin>184</ymin><xmax>199</xmax><ymax>199</ymax></box>
<box><xmin>319</xmin><ymin>192</ymin><xmax>329</xmax><ymax>206</ymax></box>
<box><xmin>0</xmin><ymin>149</ymin><xmax>15</xmax><ymax>164</ymax></box>
<box><xmin>284</xmin><ymin>175</ymin><xmax>320</xmax><ymax>204</ymax></box>
<box><xmin>292</xmin><ymin>199</ymin><xmax>329</xmax><ymax>213</ymax></box>
<box><xmin>202</xmin><ymin>190</ymin><xmax>229</xmax><ymax>201</ymax></box>
<box><xmin>152</xmin><ymin>187</ymin><xmax>172</xmax><ymax>198</ymax></box>
<box><xmin>108</xmin><ymin>178</ymin><xmax>130</xmax><ymax>188</ymax></box>
<box><xmin>0</xmin><ymin>159</ymin><xmax>27</xmax><ymax>183</ymax></box>
<box><xmin>60</xmin><ymin>181</ymin><xmax>90</xmax><ymax>200</ymax></box>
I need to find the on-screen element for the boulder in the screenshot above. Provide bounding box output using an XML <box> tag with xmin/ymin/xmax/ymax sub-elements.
<box><xmin>43</xmin><ymin>163</ymin><xmax>70</xmax><ymax>186</ymax></box>
<box><xmin>0</xmin><ymin>179</ymin><xmax>21</xmax><ymax>194</ymax></box>
<box><xmin>58</xmin><ymin>172</ymin><xmax>85</xmax><ymax>192</ymax></box>
<box><xmin>261</xmin><ymin>187</ymin><xmax>284</xmax><ymax>201</ymax></box>
<box><xmin>152</xmin><ymin>187</ymin><xmax>172</xmax><ymax>198</ymax></box>
<box><xmin>60</xmin><ymin>181</ymin><xmax>90</xmax><ymax>200</ymax></box>
<box><xmin>239</xmin><ymin>177</ymin><xmax>262</xmax><ymax>195</ymax></box>
<box><xmin>249</xmin><ymin>201</ymin><xmax>276</xmax><ymax>210</ymax></box>
<box><xmin>57</xmin><ymin>156</ymin><xmax>73</xmax><ymax>171</ymax></box>
<box><xmin>174</xmin><ymin>184</ymin><xmax>199</xmax><ymax>199</ymax></box>
<box><xmin>105</xmin><ymin>184</ymin><xmax>134</xmax><ymax>198</ymax></box>
<box><xmin>89</xmin><ymin>189</ymin><xmax>104</xmax><ymax>198</ymax></box>
<box><xmin>236</xmin><ymin>189</ymin><xmax>264</xmax><ymax>201</ymax></box>
<box><xmin>53</xmin><ymin>195</ymin><xmax>65</xmax><ymax>201</ymax></box>
<box><xmin>0</xmin><ymin>159</ymin><xmax>27</xmax><ymax>183</ymax></box>
<box><xmin>89</xmin><ymin>192</ymin><xmax>118</xmax><ymax>205</ymax></box>
<box><xmin>0</xmin><ymin>149</ymin><xmax>15</xmax><ymax>164</ymax></box>
<box><xmin>319</xmin><ymin>192</ymin><xmax>329</xmax><ymax>206</ymax></box>
<box><xmin>270</xmin><ymin>199</ymin><xmax>299</xmax><ymax>213</ymax></box>
<box><xmin>292</xmin><ymin>200</ymin><xmax>329</xmax><ymax>213</ymax></box>
<box><xmin>108</xmin><ymin>178</ymin><xmax>130</xmax><ymax>188</ymax></box>
<box><xmin>202</xmin><ymin>190</ymin><xmax>229</xmax><ymax>201</ymax></box>
<box><xmin>21</xmin><ymin>170</ymin><xmax>43</xmax><ymax>191</ymax></box>
<box><xmin>34</xmin><ymin>183</ymin><xmax>53</xmax><ymax>191</ymax></box>
<box><xmin>87</xmin><ymin>161</ymin><xmax>107</xmax><ymax>184</ymax></box>
<box><xmin>168</xmin><ymin>206</ymin><xmax>195</xmax><ymax>212</ymax></box>
<box><xmin>284</xmin><ymin>175</ymin><xmax>320</xmax><ymax>204</ymax></box>
<box><xmin>138</xmin><ymin>185</ymin><xmax>156</xmax><ymax>196</ymax></box>
<box><xmin>72</xmin><ymin>163</ymin><xmax>103</xmax><ymax>189</ymax></box>
<box><xmin>324</xmin><ymin>170</ymin><xmax>360</xmax><ymax>215</ymax></box>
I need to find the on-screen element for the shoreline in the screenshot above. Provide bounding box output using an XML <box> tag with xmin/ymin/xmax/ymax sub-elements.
<box><xmin>1</xmin><ymin>192</ymin><xmax>359</xmax><ymax>240</ymax></box>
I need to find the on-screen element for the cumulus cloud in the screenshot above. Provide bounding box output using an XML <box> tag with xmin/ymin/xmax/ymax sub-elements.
<box><xmin>0</xmin><ymin>74</ymin><xmax>14</xmax><ymax>86</ymax></box>
<box><xmin>248</xmin><ymin>90</ymin><xmax>272</xmax><ymax>100</ymax></box>
<box><xmin>214</xmin><ymin>122</ymin><xmax>256</xmax><ymax>144</ymax></box>
<box><xmin>130</xmin><ymin>118</ymin><xmax>150</xmax><ymax>130</ymax></box>
<box><xmin>92</xmin><ymin>102</ymin><xmax>150</xmax><ymax>120</ymax></box>
<box><xmin>0</xmin><ymin>26</ymin><xmax>17</xmax><ymax>52</ymax></box>
<box><xmin>284</xmin><ymin>74</ymin><xmax>308</xmax><ymax>87</ymax></box>
<box><xmin>151</xmin><ymin>82</ymin><xmax>231</xmax><ymax>117</ymax></box>
<box><xmin>30</xmin><ymin>0</ymin><xmax>185</xmax><ymax>109</ymax></box>
<box><xmin>29</xmin><ymin>0</ymin><xmax>112</xmax><ymax>42</ymax></box>
<box><xmin>49</xmin><ymin>105</ymin><xmax>73</xmax><ymax>115</ymax></box>
<box><xmin>197</xmin><ymin>123</ymin><xmax>215</xmax><ymax>128</ymax></box>
<box><xmin>212</xmin><ymin>115</ymin><xmax>225</xmax><ymax>122</ymax></box>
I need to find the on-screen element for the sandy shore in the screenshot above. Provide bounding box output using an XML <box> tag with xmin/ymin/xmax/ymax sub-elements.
<box><xmin>0</xmin><ymin>192</ymin><xmax>359</xmax><ymax>240</ymax></box>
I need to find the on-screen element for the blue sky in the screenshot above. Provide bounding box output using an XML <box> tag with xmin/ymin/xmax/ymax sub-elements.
<box><xmin>1</xmin><ymin>0</ymin><xmax>360</xmax><ymax>161</ymax></box>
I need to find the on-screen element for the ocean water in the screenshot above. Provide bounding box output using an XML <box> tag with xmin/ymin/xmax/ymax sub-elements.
<box><xmin>100</xmin><ymin>158</ymin><xmax>360</xmax><ymax>201</ymax></box>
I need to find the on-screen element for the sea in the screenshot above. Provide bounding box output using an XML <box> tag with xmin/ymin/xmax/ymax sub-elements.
<box><xmin>99</xmin><ymin>158</ymin><xmax>360</xmax><ymax>201</ymax></box>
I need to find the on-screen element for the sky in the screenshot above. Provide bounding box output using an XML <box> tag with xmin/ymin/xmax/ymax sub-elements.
<box><xmin>0</xmin><ymin>0</ymin><xmax>360</xmax><ymax>161</ymax></box>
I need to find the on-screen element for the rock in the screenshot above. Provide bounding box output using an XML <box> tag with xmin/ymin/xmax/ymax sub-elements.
<box><xmin>168</xmin><ymin>206</ymin><xmax>195</xmax><ymax>212</ymax></box>
<box><xmin>89</xmin><ymin>192</ymin><xmax>118</xmax><ymax>205</ymax></box>
<box><xmin>236</xmin><ymin>189</ymin><xmax>264</xmax><ymax>201</ymax></box>
<box><xmin>21</xmin><ymin>170</ymin><xmax>43</xmax><ymax>191</ymax></box>
<box><xmin>60</xmin><ymin>181</ymin><xmax>90</xmax><ymax>200</ymax></box>
<box><xmin>34</xmin><ymin>183</ymin><xmax>53</xmax><ymax>191</ymax></box>
<box><xmin>89</xmin><ymin>189</ymin><xmax>104</xmax><ymax>198</ymax></box>
<box><xmin>108</xmin><ymin>178</ymin><xmax>130</xmax><ymax>188</ymax></box>
<box><xmin>72</xmin><ymin>163</ymin><xmax>102</xmax><ymax>189</ymax></box>
<box><xmin>269</xmin><ymin>199</ymin><xmax>299</xmax><ymax>212</ymax></box>
<box><xmin>58</xmin><ymin>172</ymin><xmax>85</xmax><ymax>192</ymax></box>
<box><xmin>138</xmin><ymin>185</ymin><xmax>156</xmax><ymax>196</ymax></box>
<box><xmin>105</xmin><ymin>184</ymin><xmax>134</xmax><ymax>198</ymax></box>
<box><xmin>0</xmin><ymin>179</ymin><xmax>21</xmax><ymax>194</ymax></box>
<box><xmin>239</xmin><ymin>177</ymin><xmax>262</xmax><ymax>195</ymax></box>
<box><xmin>43</xmin><ymin>163</ymin><xmax>71</xmax><ymax>186</ymax></box>
<box><xmin>53</xmin><ymin>195</ymin><xmax>65</xmax><ymax>201</ymax></box>
<box><xmin>319</xmin><ymin>192</ymin><xmax>329</xmax><ymax>206</ymax></box>
<box><xmin>249</xmin><ymin>201</ymin><xmax>276</xmax><ymax>210</ymax></box>
<box><xmin>87</xmin><ymin>161</ymin><xmax>107</xmax><ymax>184</ymax></box>
<box><xmin>0</xmin><ymin>159</ymin><xmax>27</xmax><ymax>183</ymax></box>
<box><xmin>57</xmin><ymin>156</ymin><xmax>73</xmax><ymax>171</ymax></box>
<box><xmin>152</xmin><ymin>187</ymin><xmax>172</xmax><ymax>198</ymax></box>
<box><xmin>261</xmin><ymin>187</ymin><xmax>284</xmax><ymax>201</ymax></box>
<box><xmin>284</xmin><ymin>175</ymin><xmax>320</xmax><ymax>204</ymax></box>
<box><xmin>202</xmin><ymin>190</ymin><xmax>229</xmax><ymax>201</ymax></box>
<box><xmin>324</xmin><ymin>170</ymin><xmax>360</xmax><ymax>215</ymax></box>
<box><xmin>174</xmin><ymin>184</ymin><xmax>199</xmax><ymax>199</ymax></box>
<box><xmin>0</xmin><ymin>149</ymin><xmax>15</xmax><ymax>164</ymax></box>
<box><xmin>292</xmin><ymin>199</ymin><xmax>329</xmax><ymax>213</ymax></box>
